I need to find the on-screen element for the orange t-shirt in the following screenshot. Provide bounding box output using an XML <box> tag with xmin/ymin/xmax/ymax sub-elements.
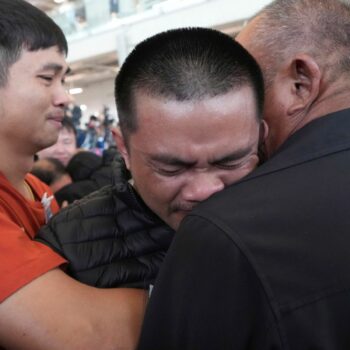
<box><xmin>0</xmin><ymin>172</ymin><xmax>66</xmax><ymax>302</ymax></box>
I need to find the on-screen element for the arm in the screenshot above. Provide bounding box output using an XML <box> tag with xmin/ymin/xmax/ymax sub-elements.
<box><xmin>0</xmin><ymin>268</ymin><xmax>147</xmax><ymax>350</ymax></box>
<box><xmin>36</xmin><ymin>187</ymin><xmax>175</xmax><ymax>289</ymax></box>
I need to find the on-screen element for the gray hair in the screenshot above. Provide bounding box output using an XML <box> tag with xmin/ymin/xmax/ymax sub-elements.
<box><xmin>249</xmin><ymin>0</ymin><xmax>350</xmax><ymax>87</ymax></box>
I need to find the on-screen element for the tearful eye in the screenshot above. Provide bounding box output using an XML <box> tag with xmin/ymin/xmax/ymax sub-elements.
<box><xmin>216</xmin><ymin>162</ymin><xmax>240</xmax><ymax>170</ymax></box>
<box><xmin>157</xmin><ymin>167</ymin><xmax>184</xmax><ymax>176</ymax></box>
<box><xmin>39</xmin><ymin>75</ymin><xmax>53</xmax><ymax>82</ymax></box>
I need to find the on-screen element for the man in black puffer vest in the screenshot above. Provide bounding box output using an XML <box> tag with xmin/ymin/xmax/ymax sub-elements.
<box><xmin>36</xmin><ymin>28</ymin><xmax>266</xmax><ymax>293</ymax></box>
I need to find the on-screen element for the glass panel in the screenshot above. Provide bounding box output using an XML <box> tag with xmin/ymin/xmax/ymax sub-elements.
<box><xmin>48</xmin><ymin>0</ymin><xmax>171</xmax><ymax>38</ymax></box>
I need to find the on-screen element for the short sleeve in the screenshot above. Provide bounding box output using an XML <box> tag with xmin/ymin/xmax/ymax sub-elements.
<box><xmin>0</xmin><ymin>212</ymin><xmax>66</xmax><ymax>302</ymax></box>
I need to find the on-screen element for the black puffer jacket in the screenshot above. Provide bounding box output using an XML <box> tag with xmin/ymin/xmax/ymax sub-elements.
<box><xmin>36</xmin><ymin>182</ymin><xmax>175</xmax><ymax>289</ymax></box>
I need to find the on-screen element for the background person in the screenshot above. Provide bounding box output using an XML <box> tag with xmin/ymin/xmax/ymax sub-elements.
<box><xmin>54</xmin><ymin>147</ymin><xmax>128</xmax><ymax>206</ymax></box>
<box><xmin>31</xmin><ymin>157</ymin><xmax>72</xmax><ymax>194</ymax></box>
<box><xmin>37</xmin><ymin>116</ymin><xmax>78</xmax><ymax>166</ymax></box>
<box><xmin>138</xmin><ymin>1</ymin><xmax>350</xmax><ymax>349</ymax></box>
<box><xmin>35</xmin><ymin>114</ymin><xmax>127</xmax><ymax>206</ymax></box>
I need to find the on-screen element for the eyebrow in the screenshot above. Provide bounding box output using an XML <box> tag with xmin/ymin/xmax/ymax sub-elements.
<box><xmin>38</xmin><ymin>63</ymin><xmax>71</xmax><ymax>75</ymax></box>
<box><xmin>150</xmin><ymin>155</ymin><xmax>196</xmax><ymax>167</ymax></box>
<box><xmin>149</xmin><ymin>144</ymin><xmax>255</xmax><ymax>167</ymax></box>
<box><xmin>211</xmin><ymin>145</ymin><xmax>254</xmax><ymax>164</ymax></box>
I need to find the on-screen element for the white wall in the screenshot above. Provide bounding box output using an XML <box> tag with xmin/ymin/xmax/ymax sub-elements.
<box><xmin>68</xmin><ymin>0</ymin><xmax>273</xmax><ymax>126</ymax></box>
<box><xmin>71</xmin><ymin>78</ymin><xmax>117</xmax><ymax>127</ymax></box>
<box><xmin>67</xmin><ymin>0</ymin><xmax>272</xmax><ymax>64</ymax></box>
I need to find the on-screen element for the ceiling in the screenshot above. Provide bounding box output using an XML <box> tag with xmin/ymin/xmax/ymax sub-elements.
<box><xmin>26</xmin><ymin>0</ymin><xmax>69</xmax><ymax>12</ymax></box>
<box><xmin>66</xmin><ymin>52</ymin><xmax>120</xmax><ymax>89</ymax></box>
<box><xmin>25</xmin><ymin>0</ymin><xmax>243</xmax><ymax>93</ymax></box>
<box><xmin>25</xmin><ymin>0</ymin><xmax>119</xmax><ymax>88</ymax></box>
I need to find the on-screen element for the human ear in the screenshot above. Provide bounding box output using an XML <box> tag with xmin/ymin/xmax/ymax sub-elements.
<box><xmin>287</xmin><ymin>54</ymin><xmax>321</xmax><ymax>116</ymax></box>
<box><xmin>259</xmin><ymin>119</ymin><xmax>269</xmax><ymax>144</ymax></box>
<box><xmin>257</xmin><ymin>120</ymin><xmax>269</xmax><ymax>162</ymax></box>
<box><xmin>111</xmin><ymin>127</ymin><xmax>131</xmax><ymax>169</ymax></box>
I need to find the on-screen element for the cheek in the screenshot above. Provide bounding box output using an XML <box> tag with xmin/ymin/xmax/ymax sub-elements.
<box><xmin>151</xmin><ymin>177</ymin><xmax>183</xmax><ymax>200</ymax></box>
<box><xmin>66</xmin><ymin>145</ymin><xmax>76</xmax><ymax>154</ymax></box>
<box><xmin>138</xmin><ymin>174</ymin><xmax>184</xmax><ymax>206</ymax></box>
<box><xmin>222</xmin><ymin>159</ymin><xmax>259</xmax><ymax>186</ymax></box>
<box><xmin>18</xmin><ymin>87</ymin><xmax>47</xmax><ymax>110</ymax></box>
<box><xmin>129</xmin><ymin>155</ymin><xmax>188</xmax><ymax>206</ymax></box>
<box><xmin>47</xmin><ymin>145</ymin><xmax>60</xmax><ymax>155</ymax></box>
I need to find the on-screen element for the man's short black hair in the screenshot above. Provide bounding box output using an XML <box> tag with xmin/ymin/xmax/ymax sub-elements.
<box><xmin>0</xmin><ymin>0</ymin><xmax>68</xmax><ymax>87</ymax></box>
<box><xmin>61</xmin><ymin>116</ymin><xmax>77</xmax><ymax>138</ymax></box>
<box><xmin>31</xmin><ymin>157</ymin><xmax>67</xmax><ymax>186</ymax></box>
<box><xmin>115</xmin><ymin>27</ymin><xmax>264</xmax><ymax>139</ymax></box>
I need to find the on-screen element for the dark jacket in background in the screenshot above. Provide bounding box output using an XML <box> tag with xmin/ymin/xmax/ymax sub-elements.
<box><xmin>55</xmin><ymin>148</ymin><xmax>130</xmax><ymax>206</ymax></box>
<box><xmin>36</xmin><ymin>182</ymin><xmax>174</xmax><ymax>289</ymax></box>
<box><xmin>138</xmin><ymin>109</ymin><xmax>350</xmax><ymax>349</ymax></box>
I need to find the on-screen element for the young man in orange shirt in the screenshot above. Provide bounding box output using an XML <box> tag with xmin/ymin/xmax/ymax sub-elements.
<box><xmin>0</xmin><ymin>1</ymin><xmax>147</xmax><ymax>349</ymax></box>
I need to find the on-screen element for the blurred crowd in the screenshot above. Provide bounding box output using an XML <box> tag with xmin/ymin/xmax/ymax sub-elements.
<box><xmin>31</xmin><ymin>111</ymin><xmax>130</xmax><ymax>207</ymax></box>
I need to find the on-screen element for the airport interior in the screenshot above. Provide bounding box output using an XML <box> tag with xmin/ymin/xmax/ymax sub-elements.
<box><xmin>4</xmin><ymin>1</ymin><xmax>350</xmax><ymax>348</ymax></box>
<box><xmin>27</xmin><ymin>0</ymin><xmax>271</xmax><ymax>125</ymax></box>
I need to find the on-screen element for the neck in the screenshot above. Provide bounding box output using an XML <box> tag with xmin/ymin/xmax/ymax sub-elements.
<box><xmin>300</xmin><ymin>87</ymin><xmax>350</xmax><ymax>130</ymax></box>
<box><xmin>0</xmin><ymin>144</ymin><xmax>35</xmax><ymax>194</ymax></box>
<box><xmin>277</xmin><ymin>85</ymin><xmax>350</xmax><ymax>155</ymax></box>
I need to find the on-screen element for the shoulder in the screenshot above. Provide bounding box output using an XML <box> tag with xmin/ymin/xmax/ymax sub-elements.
<box><xmin>52</xmin><ymin>182</ymin><xmax>148</xmax><ymax>224</ymax></box>
<box><xmin>25</xmin><ymin>173</ymin><xmax>51</xmax><ymax>195</ymax></box>
<box><xmin>44</xmin><ymin>184</ymin><xmax>118</xmax><ymax>231</ymax></box>
<box><xmin>37</xmin><ymin>182</ymin><xmax>173</xmax><ymax>249</ymax></box>
<box><xmin>140</xmin><ymin>214</ymin><xmax>280</xmax><ymax>349</ymax></box>
<box><xmin>36</xmin><ymin>185</ymin><xmax>117</xmax><ymax>249</ymax></box>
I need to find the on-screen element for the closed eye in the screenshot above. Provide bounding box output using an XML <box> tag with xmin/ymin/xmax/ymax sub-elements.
<box><xmin>63</xmin><ymin>140</ymin><xmax>74</xmax><ymax>145</ymax></box>
<box><xmin>38</xmin><ymin>75</ymin><xmax>53</xmax><ymax>82</ymax></box>
<box><xmin>215</xmin><ymin>161</ymin><xmax>241</xmax><ymax>170</ymax></box>
<box><xmin>157</xmin><ymin>167</ymin><xmax>184</xmax><ymax>176</ymax></box>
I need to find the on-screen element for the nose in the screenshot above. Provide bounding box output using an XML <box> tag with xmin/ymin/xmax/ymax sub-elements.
<box><xmin>53</xmin><ymin>85</ymin><xmax>73</xmax><ymax>108</ymax></box>
<box><xmin>55</xmin><ymin>143</ymin><xmax>66</xmax><ymax>154</ymax></box>
<box><xmin>182</xmin><ymin>173</ymin><xmax>225</xmax><ymax>203</ymax></box>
